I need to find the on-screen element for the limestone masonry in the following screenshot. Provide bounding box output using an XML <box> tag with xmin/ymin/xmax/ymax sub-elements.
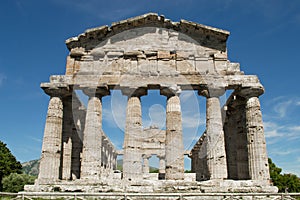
<box><xmin>26</xmin><ymin>13</ymin><xmax>278</xmax><ymax>193</ymax></box>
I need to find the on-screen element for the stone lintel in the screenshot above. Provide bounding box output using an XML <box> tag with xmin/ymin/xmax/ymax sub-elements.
<box><xmin>46</xmin><ymin>74</ymin><xmax>263</xmax><ymax>92</ymax></box>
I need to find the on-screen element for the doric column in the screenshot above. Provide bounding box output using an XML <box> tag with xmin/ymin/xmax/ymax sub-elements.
<box><xmin>190</xmin><ymin>150</ymin><xmax>197</xmax><ymax>173</ymax></box>
<box><xmin>142</xmin><ymin>155</ymin><xmax>150</xmax><ymax>174</ymax></box>
<box><xmin>122</xmin><ymin>87</ymin><xmax>147</xmax><ymax>181</ymax></box>
<box><xmin>107</xmin><ymin>144</ymin><xmax>112</xmax><ymax>169</ymax></box>
<box><xmin>102</xmin><ymin>138</ymin><xmax>108</xmax><ymax>169</ymax></box>
<box><xmin>71</xmin><ymin>99</ymin><xmax>85</xmax><ymax>180</ymax></box>
<box><xmin>240</xmin><ymin>89</ymin><xmax>270</xmax><ymax>181</ymax></box>
<box><xmin>112</xmin><ymin>151</ymin><xmax>117</xmax><ymax>170</ymax></box>
<box><xmin>38</xmin><ymin>86</ymin><xmax>70</xmax><ymax>183</ymax></box>
<box><xmin>80</xmin><ymin>87</ymin><xmax>109</xmax><ymax>181</ymax></box>
<box><xmin>61</xmin><ymin>96</ymin><xmax>73</xmax><ymax>180</ymax></box>
<box><xmin>161</xmin><ymin>87</ymin><xmax>184</xmax><ymax>180</ymax></box>
<box><xmin>157</xmin><ymin>155</ymin><xmax>166</xmax><ymax>174</ymax></box>
<box><xmin>200</xmin><ymin>88</ymin><xmax>227</xmax><ymax>179</ymax></box>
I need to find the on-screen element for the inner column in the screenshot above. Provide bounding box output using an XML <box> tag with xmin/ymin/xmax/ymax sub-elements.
<box><xmin>157</xmin><ymin>155</ymin><xmax>166</xmax><ymax>179</ymax></box>
<box><xmin>80</xmin><ymin>87</ymin><xmax>110</xmax><ymax>181</ymax></box>
<box><xmin>200</xmin><ymin>87</ymin><xmax>227</xmax><ymax>180</ymax></box>
<box><xmin>142</xmin><ymin>154</ymin><xmax>151</xmax><ymax>174</ymax></box>
<box><xmin>61</xmin><ymin>95</ymin><xmax>73</xmax><ymax>180</ymax></box>
<box><xmin>161</xmin><ymin>87</ymin><xmax>184</xmax><ymax>180</ymax></box>
<box><xmin>122</xmin><ymin>87</ymin><xmax>147</xmax><ymax>181</ymax></box>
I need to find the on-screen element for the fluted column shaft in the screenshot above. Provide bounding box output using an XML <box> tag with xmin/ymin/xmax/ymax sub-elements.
<box><xmin>203</xmin><ymin>88</ymin><xmax>227</xmax><ymax>179</ymax></box>
<box><xmin>61</xmin><ymin>97</ymin><xmax>73</xmax><ymax>180</ymax></box>
<box><xmin>245</xmin><ymin>96</ymin><xmax>270</xmax><ymax>181</ymax></box>
<box><xmin>38</xmin><ymin>87</ymin><xmax>69</xmax><ymax>183</ymax></box>
<box><xmin>71</xmin><ymin>103</ymin><xmax>85</xmax><ymax>180</ymax></box>
<box><xmin>80</xmin><ymin>88</ymin><xmax>109</xmax><ymax>181</ymax></box>
<box><xmin>142</xmin><ymin>155</ymin><xmax>150</xmax><ymax>174</ymax></box>
<box><xmin>123</xmin><ymin>95</ymin><xmax>143</xmax><ymax>180</ymax></box>
<box><xmin>165</xmin><ymin>95</ymin><xmax>184</xmax><ymax>180</ymax></box>
<box><xmin>158</xmin><ymin>155</ymin><xmax>166</xmax><ymax>174</ymax></box>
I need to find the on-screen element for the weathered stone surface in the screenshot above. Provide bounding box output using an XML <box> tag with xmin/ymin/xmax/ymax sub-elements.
<box><xmin>201</xmin><ymin>89</ymin><xmax>228</xmax><ymax>180</ymax></box>
<box><xmin>223</xmin><ymin>95</ymin><xmax>250</xmax><ymax>180</ymax></box>
<box><xmin>123</xmin><ymin>95</ymin><xmax>143</xmax><ymax>181</ymax></box>
<box><xmin>38</xmin><ymin>94</ymin><xmax>64</xmax><ymax>183</ymax></box>
<box><xmin>165</xmin><ymin>95</ymin><xmax>184</xmax><ymax>180</ymax></box>
<box><xmin>245</xmin><ymin>96</ymin><xmax>270</xmax><ymax>181</ymax></box>
<box><xmin>80</xmin><ymin>95</ymin><xmax>103</xmax><ymax>181</ymax></box>
<box><xmin>66</xmin><ymin>13</ymin><xmax>229</xmax><ymax>52</ymax></box>
<box><xmin>61</xmin><ymin>96</ymin><xmax>73</xmax><ymax>180</ymax></box>
<box><xmin>31</xmin><ymin>13</ymin><xmax>275</xmax><ymax>193</ymax></box>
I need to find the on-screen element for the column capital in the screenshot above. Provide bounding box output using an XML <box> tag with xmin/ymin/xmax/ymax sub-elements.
<box><xmin>42</xmin><ymin>84</ymin><xmax>71</xmax><ymax>98</ymax></box>
<box><xmin>160</xmin><ymin>85</ymin><xmax>181</xmax><ymax>98</ymax></box>
<box><xmin>198</xmin><ymin>87</ymin><xmax>225</xmax><ymax>98</ymax></box>
<box><xmin>121</xmin><ymin>87</ymin><xmax>147</xmax><ymax>97</ymax></box>
<box><xmin>142</xmin><ymin>154</ymin><xmax>152</xmax><ymax>159</ymax></box>
<box><xmin>236</xmin><ymin>87</ymin><xmax>264</xmax><ymax>99</ymax></box>
<box><xmin>82</xmin><ymin>85</ymin><xmax>110</xmax><ymax>98</ymax></box>
<box><xmin>157</xmin><ymin>154</ymin><xmax>165</xmax><ymax>159</ymax></box>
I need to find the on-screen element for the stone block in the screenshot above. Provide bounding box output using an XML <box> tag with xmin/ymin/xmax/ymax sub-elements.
<box><xmin>195</xmin><ymin>57</ymin><xmax>215</xmax><ymax>74</ymax></box>
<box><xmin>158</xmin><ymin>51</ymin><xmax>171</xmax><ymax>59</ymax></box>
<box><xmin>176</xmin><ymin>60</ymin><xmax>195</xmax><ymax>73</ymax></box>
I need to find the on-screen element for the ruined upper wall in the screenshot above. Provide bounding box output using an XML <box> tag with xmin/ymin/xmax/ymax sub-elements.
<box><xmin>66</xmin><ymin>13</ymin><xmax>229</xmax><ymax>52</ymax></box>
<box><xmin>42</xmin><ymin>13</ymin><xmax>264</xmax><ymax>95</ymax></box>
<box><xmin>64</xmin><ymin>13</ymin><xmax>243</xmax><ymax>77</ymax></box>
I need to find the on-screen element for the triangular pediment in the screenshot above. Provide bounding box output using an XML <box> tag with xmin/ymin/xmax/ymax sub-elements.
<box><xmin>66</xmin><ymin>13</ymin><xmax>229</xmax><ymax>52</ymax></box>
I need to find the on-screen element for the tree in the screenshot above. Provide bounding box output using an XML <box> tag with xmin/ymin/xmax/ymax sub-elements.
<box><xmin>2</xmin><ymin>173</ymin><xmax>36</xmax><ymax>193</ymax></box>
<box><xmin>269</xmin><ymin>158</ymin><xmax>300</xmax><ymax>192</ymax></box>
<box><xmin>0</xmin><ymin>141</ymin><xmax>22</xmax><ymax>191</ymax></box>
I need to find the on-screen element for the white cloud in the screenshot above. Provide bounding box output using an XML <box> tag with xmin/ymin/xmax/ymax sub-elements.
<box><xmin>263</xmin><ymin>95</ymin><xmax>300</xmax><ymax>177</ymax></box>
<box><xmin>27</xmin><ymin>136</ymin><xmax>42</xmax><ymax>143</ymax></box>
<box><xmin>273</xmin><ymin>99</ymin><xmax>293</xmax><ymax>118</ymax></box>
<box><xmin>265</xmin><ymin>130</ymin><xmax>282</xmax><ymax>138</ymax></box>
<box><xmin>264</xmin><ymin>121</ymin><xmax>283</xmax><ymax>138</ymax></box>
<box><xmin>264</xmin><ymin>121</ymin><xmax>300</xmax><ymax>140</ymax></box>
<box><xmin>266</xmin><ymin>96</ymin><xmax>300</xmax><ymax>119</ymax></box>
<box><xmin>269</xmin><ymin>149</ymin><xmax>300</xmax><ymax>156</ymax></box>
<box><xmin>288</xmin><ymin>126</ymin><xmax>300</xmax><ymax>132</ymax></box>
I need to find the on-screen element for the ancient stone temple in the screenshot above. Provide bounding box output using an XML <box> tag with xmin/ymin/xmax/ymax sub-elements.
<box><xmin>26</xmin><ymin>13</ymin><xmax>277</xmax><ymax>193</ymax></box>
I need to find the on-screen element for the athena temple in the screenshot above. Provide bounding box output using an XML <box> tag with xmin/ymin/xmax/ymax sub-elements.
<box><xmin>26</xmin><ymin>13</ymin><xmax>278</xmax><ymax>193</ymax></box>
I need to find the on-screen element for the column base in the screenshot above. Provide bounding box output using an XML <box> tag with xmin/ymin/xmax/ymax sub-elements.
<box><xmin>25</xmin><ymin>177</ymin><xmax>278</xmax><ymax>193</ymax></box>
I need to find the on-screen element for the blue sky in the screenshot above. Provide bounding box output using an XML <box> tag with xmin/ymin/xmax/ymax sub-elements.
<box><xmin>0</xmin><ymin>0</ymin><xmax>300</xmax><ymax>176</ymax></box>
